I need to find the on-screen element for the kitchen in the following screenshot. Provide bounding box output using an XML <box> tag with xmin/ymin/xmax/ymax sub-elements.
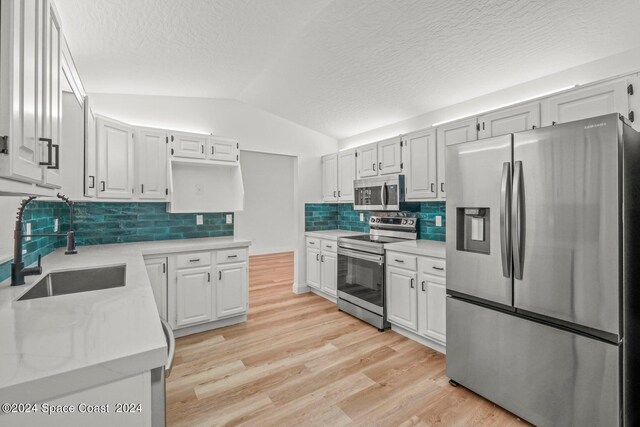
<box><xmin>0</xmin><ymin>1</ymin><xmax>639</xmax><ymax>426</ymax></box>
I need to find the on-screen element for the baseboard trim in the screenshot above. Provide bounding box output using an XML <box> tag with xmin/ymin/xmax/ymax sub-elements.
<box><xmin>173</xmin><ymin>315</ymin><xmax>247</xmax><ymax>338</ymax></box>
<box><xmin>390</xmin><ymin>324</ymin><xmax>446</xmax><ymax>354</ymax></box>
<box><xmin>292</xmin><ymin>282</ymin><xmax>310</xmax><ymax>294</ymax></box>
<box><xmin>309</xmin><ymin>287</ymin><xmax>337</xmax><ymax>304</ymax></box>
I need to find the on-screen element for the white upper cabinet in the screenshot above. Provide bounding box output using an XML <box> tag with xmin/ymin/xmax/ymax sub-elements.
<box><xmin>436</xmin><ymin>136</ymin><xmax>446</xmax><ymax>198</ymax></box>
<box><xmin>545</xmin><ymin>76</ymin><xmax>636</xmax><ymax>127</ymax></box>
<box><xmin>321</xmin><ymin>153</ymin><xmax>338</xmax><ymax>202</ymax></box>
<box><xmin>337</xmin><ymin>149</ymin><xmax>356</xmax><ymax>202</ymax></box>
<box><xmin>207</xmin><ymin>137</ymin><xmax>238</xmax><ymax>162</ymax></box>
<box><xmin>478</xmin><ymin>102</ymin><xmax>540</xmax><ymax>139</ymax></box>
<box><xmin>403</xmin><ymin>129</ymin><xmax>437</xmax><ymax>200</ymax></box>
<box><xmin>377</xmin><ymin>136</ymin><xmax>402</xmax><ymax>175</ymax></box>
<box><xmin>171</xmin><ymin>131</ymin><xmax>206</xmax><ymax>159</ymax></box>
<box><xmin>135</xmin><ymin>127</ymin><xmax>167</xmax><ymax>200</ymax></box>
<box><xmin>96</xmin><ymin>116</ymin><xmax>134</xmax><ymax>199</ymax></box>
<box><xmin>438</xmin><ymin>117</ymin><xmax>478</xmax><ymax>147</ymax></box>
<box><xmin>84</xmin><ymin>99</ymin><xmax>97</xmax><ymax>197</ymax></box>
<box><xmin>356</xmin><ymin>143</ymin><xmax>378</xmax><ymax>178</ymax></box>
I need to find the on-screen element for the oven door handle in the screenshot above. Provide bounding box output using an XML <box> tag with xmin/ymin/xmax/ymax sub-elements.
<box><xmin>338</xmin><ymin>247</ymin><xmax>384</xmax><ymax>264</ymax></box>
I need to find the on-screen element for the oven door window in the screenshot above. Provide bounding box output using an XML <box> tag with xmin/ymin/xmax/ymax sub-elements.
<box><xmin>338</xmin><ymin>253</ymin><xmax>384</xmax><ymax>307</ymax></box>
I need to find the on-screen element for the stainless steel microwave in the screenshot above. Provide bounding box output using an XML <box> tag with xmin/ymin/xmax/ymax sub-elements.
<box><xmin>353</xmin><ymin>175</ymin><xmax>404</xmax><ymax>211</ymax></box>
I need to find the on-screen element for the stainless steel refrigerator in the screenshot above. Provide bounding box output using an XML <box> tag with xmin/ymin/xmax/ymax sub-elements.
<box><xmin>445</xmin><ymin>113</ymin><xmax>640</xmax><ymax>427</ymax></box>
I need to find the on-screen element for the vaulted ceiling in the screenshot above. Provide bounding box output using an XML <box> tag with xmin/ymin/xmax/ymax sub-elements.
<box><xmin>56</xmin><ymin>0</ymin><xmax>640</xmax><ymax>139</ymax></box>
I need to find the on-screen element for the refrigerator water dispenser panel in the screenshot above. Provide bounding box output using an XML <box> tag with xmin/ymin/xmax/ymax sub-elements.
<box><xmin>456</xmin><ymin>208</ymin><xmax>490</xmax><ymax>254</ymax></box>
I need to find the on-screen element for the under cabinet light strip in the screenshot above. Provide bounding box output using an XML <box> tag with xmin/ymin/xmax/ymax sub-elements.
<box><xmin>430</xmin><ymin>85</ymin><xmax>576</xmax><ymax>127</ymax></box>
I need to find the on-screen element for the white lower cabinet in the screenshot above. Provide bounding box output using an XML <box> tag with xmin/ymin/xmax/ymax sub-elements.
<box><xmin>216</xmin><ymin>262</ymin><xmax>248</xmax><ymax>318</ymax></box>
<box><xmin>305</xmin><ymin>237</ymin><xmax>338</xmax><ymax>298</ymax></box>
<box><xmin>386</xmin><ymin>250</ymin><xmax>446</xmax><ymax>350</ymax></box>
<box><xmin>175</xmin><ymin>266</ymin><xmax>213</xmax><ymax>328</ymax></box>
<box><xmin>146</xmin><ymin>246</ymin><xmax>249</xmax><ymax>335</ymax></box>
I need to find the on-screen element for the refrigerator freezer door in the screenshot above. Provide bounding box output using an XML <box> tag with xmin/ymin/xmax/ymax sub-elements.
<box><xmin>513</xmin><ymin>115</ymin><xmax>620</xmax><ymax>337</ymax></box>
<box><xmin>446</xmin><ymin>135</ymin><xmax>513</xmax><ymax>306</ymax></box>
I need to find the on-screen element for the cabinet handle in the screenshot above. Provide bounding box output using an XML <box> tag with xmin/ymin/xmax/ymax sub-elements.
<box><xmin>208</xmin><ymin>272</ymin><xmax>211</xmax><ymax>282</ymax></box>
<box><xmin>325</xmin><ymin>245</ymin><xmax>332</xmax><ymax>248</ymax></box>
<box><xmin>39</xmin><ymin>138</ymin><xmax>53</xmax><ymax>166</ymax></box>
<box><xmin>48</xmin><ymin>144</ymin><xmax>59</xmax><ymax>170</ymax></box>
<box><xmin>440</xmin><ymin>182</ymin><xmax>444</xmax><ymax>193</ymax></box>
<box><xmin>430</xmin><ymin>183</ymin><xmax>435</xmax><ymax>192</ymax></box>
<box><xmin>394</xmin><ymin>259</ymin><xmax>404</xmax><ymax>263</ymax></box>
<box><xmin>316</xmin><ymin>254</ymin><xmax>320</xmax><ymax>261</ymax></box>
<box><xmin>227</xmin><ymin>254</ymin><xmax>238</xmax><ymax>258</ymax></box>
<box><xmin>338</xmin><ymin>190</ymin><xmax>341</xmax><ymax>197</ymax></box>
<box><xmin>211</xmin><ymin>146</ymin><xmax>214</xmax><ymax>155</ymax></box>
<box><xmin>201</xmin><ymin>145</ymin><xmax>204</xmax><ymax>154</ymax></box>
<box><xmin>89</xmin><ymin>175</ymin><xmax>95</xmax><ymax>189</ymax></box>
<box><xmin>372</xmin><ymin>163</ymin><xmax>376</xmax><ymax>171</ymax></box>
<box><xmin>309</xmin><ymin>241</ymin><xmax>315</xmax><ymax>245</ymax></box>
<box><xmin>421</xmin><ymin>281</ymin><xmax>426</xmax><ymax>291</ymax></box>
<box><xmin>378</xmin><ymin>162</ymin><xmax>382</xmax><ymax>170</ymax></box>
<box><xmin>321</xmin><ymin>255</ymin><xmax>324</xmax><ymax>262</ymax></box>
<box><xmin>410</xmin><ymin>278</ymin><xmax>415</xmax><ymax>289</ymax></box>
<box><xmin>100</xmin><ymin>181</ymin><xmax>105</xmax><ymax>192</ymax></box>
<box><xmin>163</xmin><ymin>263</ymin><xmax>166</xmax><ymax>274</ymax></box>
<box><xmin>219</xmin><ymin>271</ymin><xmax>222</xmax><ymax>280</ymax></box>
<box><xmin>189</xmin><ymin>258</ymin><xmax>200</xmax><ymax>262</ymax></box>
<box><xmin>432</xmin><ymin>266</ymin><xmax>444</xmax><ymax>271</ymax></box>
<box><xmin>141</xmin><ymin>184</ymin><xmax>144</xmax><ymax>193</ymax></box>
<box><xmin>333</xmin><ymin>190</ymin><xmax>336</xmax><ymax>197</ymax></box>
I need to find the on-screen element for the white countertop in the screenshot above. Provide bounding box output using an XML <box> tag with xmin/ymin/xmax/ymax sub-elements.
<box><xmin>384</xmin><ymin>239</ymin><xmax>446</xmax><ymax>259</ymax></box>
<box><xmin>305</xmin><ymin>229</ymin><xmax>367</xmax><ymax>240</ymax></box>
<box><xmin>0</xmin><ymin>236</ymin><xmax>251</xmax><ymax>403</ymax></box>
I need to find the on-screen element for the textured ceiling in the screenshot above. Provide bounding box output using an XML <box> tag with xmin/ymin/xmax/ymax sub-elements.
<box><xmin>56</xmin><ymin>0</ymin><xmax>640</xmax><ymax>139</ymax></box>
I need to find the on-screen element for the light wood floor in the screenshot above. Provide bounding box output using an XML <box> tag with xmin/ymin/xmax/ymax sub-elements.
<box><xmin>167</xmin><ymin>252</ymin><xmax>529</xmax><ymax>427</ymax></box>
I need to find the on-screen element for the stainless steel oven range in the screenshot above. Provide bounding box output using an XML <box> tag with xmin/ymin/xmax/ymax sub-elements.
<box><xmin>337</xmin><ymin>212</ymin><xmax>417</xmax><ymax>330</ymax></box>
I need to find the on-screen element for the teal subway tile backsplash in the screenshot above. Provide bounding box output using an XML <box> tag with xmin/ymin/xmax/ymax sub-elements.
<box><xmin>0</xmin><ymin>201</ymin><xmax>233</xmax><ymax>283</ymax></box>
<box><xmin>305</xmin><ymin>202</ymin><xmax>446</xmax><ymax>242</ymax></box>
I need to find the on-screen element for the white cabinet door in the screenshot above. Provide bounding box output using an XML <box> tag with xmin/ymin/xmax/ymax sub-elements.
<box><xmin>0</xmin><ymin>0</ymin><xmax>45</xmax><ymax>184</ymax></box>
<box><xmin>96</xmin><ymin>116</ymin><xmax>134</xmax><ymax>199</ymax></box>
<box><xmin>320</xmin><ymin>252</ymin><xmax>337</xmax><ymax>297</ymax></box>
<box><xmin>356</xmin><ymin>143</ymin><xmax>378</xmax><ymax>178</ymax></box>
<box><xmin>176</xmin><ymin>266</ymin><xmax>213</xmax><ymax>327</ymax></box>
<box><xmin>321</xmin><ymin>153</ymin><xmax>338</xmax><ymax>202</ymax></box>
<box><xmin>386</xmin><ymin>266</ymin><xmax>418</xmax><ymax>331</ymax></box>
<box><xmin>437</xmin><ymin>117</ymin><xmax>478</xmax><ymax>146</ymax></box>
<box><xmin>207</xmin><ymin>137</ymin><xmax>238</xmax><ymax>162</ymax></box>
<box><xmin>377</xmin><ymin>137</ymin><xmax>402</xmax><ymax>175</ymax></box>
<box><xmin>403</xmin><ymin>129</ymin><xmax>437</xmax><ymax>200</ymax></box>
<box><xmin>418</xmin><ymin>273</ymin><xmax>446</xmax><ymax>344</ymax></box>
<box><xmin>546</xmin><ymin>78</ymin><xmax>631</xmax><ymax>127</ymax></box>
<box><xmin>478</xmin><ymin>102</ymin><xmax>540</xmax><ymax>139</ymax></box>
<box><xmin>84</xmin><ymin>100</ymin><xmax>97</xmax><ymax>197</ymax></box>
<box><xmin>216</xmin><ymin>263</ymin><xmax>248</xmax><ymax>318</ymax></box>
<box><xmin>337</xmin><ymin>149</ymin><xmax>356</xmax><ymax>202</ymax></box>
<box><xmin>171</xmin><ymin>131</ymin><xmax>206</xmax><ymax>159</ymax></box>
<box><xmin>436</xmin><ymin>136</ymin><xmax>446</xmax><ymax>198</ymax></box>
<box><xmin>145</xmin><ymin>257</ymin><xmax>167</xmax><ymax>322</ymax></box>
<box><xmin>135</xmin><ymin>127</ymin><xmax>167</xmax><ymax>200</ymax></box>
<box><xmin>40</xmin><ymin>0</ymin><xmax>62</xmax><ymax>188</ymax></box>
<box><xmin>306</xmin><ymin>247</ymin><xmax>321</xmax><ymax>289</ymax></box>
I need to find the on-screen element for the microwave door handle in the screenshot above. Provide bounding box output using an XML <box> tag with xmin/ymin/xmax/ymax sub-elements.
<box><xmin>500</xmin><ymin>162</ymin><xmax>511</xmax><ymax>278</ymax></box>
<box><xmin>381</xmin><ymin>183</ymin><xmax>387</xmax><ymax>206</ymax></box>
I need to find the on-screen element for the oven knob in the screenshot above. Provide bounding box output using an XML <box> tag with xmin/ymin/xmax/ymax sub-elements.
<box><xmin>409</xmin><ymin>220</ymin><xmax>414</xmax><ymax>225</ymax></box>
<box><xmin>401</xmin><ymin>219</ymin><xmax>407</xmax><ymax>225</ymax></box>
<box><xmin>376</xmin><ymin>218</ymin><xmax>381</xmax><ymax>223</ymax></box>
<box><xmin>370</xmin><ymin>217</ymin><xmax>375</xmax><ymax>223</ymax></box>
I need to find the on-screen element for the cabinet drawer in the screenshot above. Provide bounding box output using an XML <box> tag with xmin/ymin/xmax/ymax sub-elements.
<box><xmin>176</xmin><ymin>252</ymin><xmax>211</xmax><ymax>269</ymax></box>
<box><xmin>387</xmin><ymin>252</ymin><xmax>417</xmax><ymax>270</ymax></box>
<box><xmin>321</xmin><ymin>239</ymin><xmax>337</xmax><ymax>253</ymax></box>
<box><xmin>306</xmin><ymin>237</ymin><xmax>320</xmax><ymax>248</ymax></box>
<box><xmin>217</xmin><ymin>248</ymin><xmax>247</xmax><ymax>264</ymax></box>
<box><xmin>418</xmin><ymin>257</ymin><xmax>446</xmax><ymax>277</ymax></box>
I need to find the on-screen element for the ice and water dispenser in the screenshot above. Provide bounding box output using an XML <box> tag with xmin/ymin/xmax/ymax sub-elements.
<box><xmin>456</xmin><ymin>208</ymin><xmax>490</xmax><ymax>254</ymax></box>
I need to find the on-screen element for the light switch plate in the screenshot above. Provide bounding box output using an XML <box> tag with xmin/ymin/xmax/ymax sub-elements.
<box><xmin>226</xmin><ymin>214</ymin><xmax>233</xmax><ymax>224</ymax></box>
<box><xmin>25</xmin><ymin>223</ymin><xmax>32</xmax><ymax>241</ymax></box>
<box><xmin>54</xmin><ymin>218</ymin><xmax>59</xmax><ymax>232</ymax></box>
<box><xmin>359</xmin><ymin>213</ymin><xmax>364</xmax><ymax>221</ymax></box>
<box><xmin>435</xmin><ymin>216</ymin><xmax>442</xmax><ymax>227</ymax></box>
<box><xmin>196</xmin><ymin>214</ymin><xmax>203</xmax><ymax>225</ymax></box>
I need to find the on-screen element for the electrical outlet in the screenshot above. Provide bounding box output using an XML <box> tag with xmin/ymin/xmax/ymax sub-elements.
<box><xmin>435</xmin><ymin>216</ymin><xmax>442</xmax><ymax>227</ymax></box>
<box><xmin>196</xmin><ymin>214</ymin><xmax>203</xmax><ymax>225</ymax></box>
<box><xmin>359</xmin><ymin>213</ymin><xmax>364</xmax><ymax>221</ymax></box>
<box><xmin>226</xmin><ymin>214</ymin><xmax>233</xmax><ymax>224</ymax></box>
<box><xmin>25</xmin><ymin>223</ymin><xmax>32</xmax><ymax>241</ymax></box>
<box><xmin>54</xmin><ymin>218</ymin><xmax>59</xmax><ymax>232</ymax></box>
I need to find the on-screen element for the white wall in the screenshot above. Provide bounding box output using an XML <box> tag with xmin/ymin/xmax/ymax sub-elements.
<box><xmin>339</xmin><ymin>47</ymin><xmax>640</xmax><ymax>149</ymax></box>
<box><xmin>234</xmin><ymin>151</ymin><xmax>295</xmax><ymax>255</ymax></box>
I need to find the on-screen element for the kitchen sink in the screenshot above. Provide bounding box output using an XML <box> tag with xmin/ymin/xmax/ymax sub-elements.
<box><xmin>18</xmin><ymin>265</ymin><xmax>126</xmax><ymax>301</ymax></box>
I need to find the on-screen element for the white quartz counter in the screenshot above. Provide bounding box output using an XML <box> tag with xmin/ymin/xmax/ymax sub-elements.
<box><xmin>305</xmin><ymin>230</ymin><xmax>367</xmax><ymax>241</ymax></box>
<box><xmin>384</xmin><ymin>239</ymin><xmax>446</xmax><ymax>259</ymax></box>
<box><xmin>0</xmin><ymin>236</ymin><xmax>251</xmax><ymax>404</ymax></box>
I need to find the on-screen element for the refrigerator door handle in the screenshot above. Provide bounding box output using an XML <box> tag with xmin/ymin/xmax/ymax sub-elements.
<box><xmin>512</xmin><ymin>160</ymin><xmax>524</xmax><ymax>280</ymax></box>
<box><xmin>500</xmin><ymin>162</ymin><xmax>511</xmax><ymax>278</ymax></box>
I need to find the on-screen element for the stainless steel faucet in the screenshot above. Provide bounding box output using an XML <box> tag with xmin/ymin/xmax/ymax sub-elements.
<box><xmin>11</xmin><ymin>193</ymin><xmax>77</xmax><ymax>286</ymax></box>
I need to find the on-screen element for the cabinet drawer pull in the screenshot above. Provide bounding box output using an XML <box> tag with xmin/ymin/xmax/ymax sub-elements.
<box><xmin>432</xmin><ymin>266</ymin><xmax>444</xmax><ymax>271</ymax></box>
<box><xmin>394</xmin><ymin>259</ymin><xmax>404</xmax><ymax>263</ymax></box>
<box><xmin>227</xmin><ymin>254</ymin><xmax>238</xmax><ymax>258</ymax></box>
<box><xmin>309</xmin><ymin>241</ymin><xmax>315</xmax><ymax>245</ymax></box>
<box><xmin>421</xmin><ymin>281</ymin><xmax>426</xmax><ymax>291</ymax></box>
<box><xmin>189</xmin><ymin>258</ymin><xmax>200</xmax><ymax>263</ymax></box>
<box><xmin>325</xmin><ymin>245</ymin><xmax>332</xmax><ymax>248</ymax></box>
